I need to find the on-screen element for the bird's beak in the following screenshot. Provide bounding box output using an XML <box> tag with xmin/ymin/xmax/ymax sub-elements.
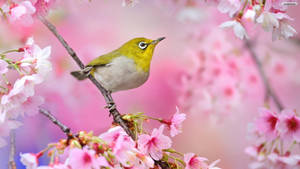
<box><xmin>151</xmin><ymin>37</ymin><xmax>165</xmax><ymax>44</ymax></box>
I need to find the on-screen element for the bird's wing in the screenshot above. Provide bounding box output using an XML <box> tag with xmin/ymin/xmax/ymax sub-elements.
<box><xmin>87</xmin><ymin>50</ymin><xmax>121</xmax><ymax>67</ymax></box>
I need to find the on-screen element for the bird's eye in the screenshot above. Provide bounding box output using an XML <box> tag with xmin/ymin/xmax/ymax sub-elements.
<box><xmin>138</xmin><ymin>42</ymin><xmax>148</xmax><ymax>50</ymax></box>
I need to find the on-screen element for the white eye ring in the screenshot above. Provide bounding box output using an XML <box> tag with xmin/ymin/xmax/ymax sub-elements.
<box><xmin>138</xmin><ymin>42</ymin><xmax>148</xmax><ymax>50</ymax></box>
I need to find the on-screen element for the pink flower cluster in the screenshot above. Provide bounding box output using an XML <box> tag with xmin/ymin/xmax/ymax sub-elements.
<box><xmin>178</xmin><ymin>30</ymin><xmax>258</xmax><ymax>119</ymax></box>
<box><xmin>0</xmin><ymin>37</ymin><xmax>52</xmax><ymax>147</ymax></box>
<box><xmin>218</xmin><ymin>0</ymin><xmax>297</xmax><ymax>40</ymax></box>
<box><xmin>19</xmin><ymin>108</ymin><xmax>221</xmax><ymax>169</ymax></box>
<box><xmin>0</xmin><ymin>0</ymin><xmax>55</xmax><ymax>26</ymax></box>
<box><xmin>245</xmin><ymin>107</ymin><xmax>300</xmax><ymax>169</ymax></box>
<box><xmin>153</xmin><ymin>0</ymin><xmax>297</xmax><ymax>40</ymax></box>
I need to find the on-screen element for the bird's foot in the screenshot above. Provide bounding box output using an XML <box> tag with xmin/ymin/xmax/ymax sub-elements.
<box><xmin>105</xmin><ymin>101</ymin><xmax>116</xmax><ymax>116</ymax></box>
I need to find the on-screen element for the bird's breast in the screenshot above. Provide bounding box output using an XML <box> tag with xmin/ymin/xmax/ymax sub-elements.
<box><xmin>93</xmin><ymin>56</ymin><xmax>149</xmax><ymax>92</ymax></box>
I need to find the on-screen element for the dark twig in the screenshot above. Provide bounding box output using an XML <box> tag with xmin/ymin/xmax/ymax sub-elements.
<box><xmin>39</xmin><ymin>108</ymin><xmax>72</xmax><ymax>138</ymax></box>
<box><xmin>9</xmin><ymin>130</ymin><xmax>16</xmax><ymax>169</ymax></box>
<box><xmin>245</xmin><ymin>40</ymin><xmax>284</xmax><ymax>110</ymax></box>
<box><xmin>38</xmin><ymin>16</ymin><xmax>135</xmax><ymax>140</ymax></box>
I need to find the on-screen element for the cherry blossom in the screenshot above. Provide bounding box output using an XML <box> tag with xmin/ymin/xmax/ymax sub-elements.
<box><xmin>68</xmin><ymin>148</ymin><xmax>99</xmax><ymax>169</ymax></box>
<box><xmin>246</xmin><ymin>108</ymin><xmax>300</xmax><ymax>169</ymax></box>
<box><xmin>138</xmin><ymin>125</ymin><xmax>172</xmax><ymax>160</ymax></box>
<box><xmin>20</xmin><ymin>153</ymin><xmax>39</xmax><ymax>169</ymax></box>
<box><xmin>272</xmin><ymin>21</ymin><xmax>297</xmax><ymax>40</ymax></box>
<box><xmin>219</xmin><ymin>20</ymin><xmax>248</xmax><ymax>39</ymax></box>
<box><xmin>16</xmin><ymin>110</ymin><xmax>220</xmax><ymax>169</ymax></box>
<box><xmin>162</xmin><ymin>107</ymin><xmax>186</xmax><ymax>137</ymax></box>
<box><xmin>0</xmin><ymin>37</ymin><xmax>52</xmax><ymax>148</ymax></box>
<box><xmin>8</xmin><ymin>1</ymin><xmax>36</xmax><ymax>25</ymax></box>
<box><xmin>218</xmin><ymin>0</ymin><xmax>241</xmax><ymax>17</ymax></box>
<box><xmin>184</xmin><ymin>153</ymin><xmax>208</xmax><ymax>169</ymax></box>
<box><xmin>255</xmin><ymin>108</ymin><xmax>279</xmax><ymax>140</ymax></box>
<box><xmin>277</xmin><ymin>109</ymin><xmax>300</xmax><ymax>142</ymax></box>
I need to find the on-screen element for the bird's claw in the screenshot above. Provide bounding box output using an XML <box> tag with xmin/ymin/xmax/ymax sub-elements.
<box><xmin>105</xmin><ymin>101</ymin><xmax>116</xmax><ymax>116</ymax></box>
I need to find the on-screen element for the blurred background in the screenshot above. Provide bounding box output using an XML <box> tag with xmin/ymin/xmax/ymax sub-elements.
<box><xmin>0</xmin><ymin>0</ymin><xmax>300</xmax><ymax>168</ymax></box>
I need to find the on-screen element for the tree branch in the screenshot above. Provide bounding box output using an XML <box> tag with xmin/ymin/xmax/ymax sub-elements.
<box><xmin>38</xmin><ymin>16</ymin><xmax>135</xmax><ymax>140</ymax></box>
<box><xmin>39</xmin><ymin>108</ymin><xmax>73</xmax><ymax>138</ymax></box>
<box><xmin>245</xmin><ymin>40</ymin><xmax>284</xmax><ymax>111</ymax></box>
<box><xmin>9</xmin><ymin>130</ymin><xmax>16</xmax><ymax>169</ymax></box>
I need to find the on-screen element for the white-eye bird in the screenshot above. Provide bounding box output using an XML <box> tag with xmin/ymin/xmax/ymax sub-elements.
<box><xmin>71</xmin><ymin>37</ymin><xmax>165</xmax><ymax>92</ymax></box>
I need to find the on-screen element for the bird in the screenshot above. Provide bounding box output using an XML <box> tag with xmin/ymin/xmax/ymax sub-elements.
<box><xmin>70</xmin><ymin>37</ymin><xmax>165</xmax><ymax>93</ymax></box>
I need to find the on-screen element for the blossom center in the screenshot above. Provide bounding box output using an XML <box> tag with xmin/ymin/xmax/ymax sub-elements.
<box><xmin>267</xmin><ymin>115</ymin><xmax>278</xmax><ymax>130</ymax></box>
<box><xmin>83</xmin><ymin>152</ymin><xmax>92</xmax><ymax>164</ymax></box>
<box><xmin>189</xmin><ymin>156</ymin><xmax>200</xmax><ymax>167</ymax></box>
<box><xmin>224</xmin><ymin>87</ymin><xmax>233</xmax><ymax>97</ymax></box>
<box><xmin>286</xmin><ymin>117</ymin><xmax>298</xmax><ymax>132</ymax></box>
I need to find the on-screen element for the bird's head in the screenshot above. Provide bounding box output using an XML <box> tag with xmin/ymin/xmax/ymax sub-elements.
<box><xmin>118</xmin><ymin>37</ymin><xmax>165</xmax><ymax>72</ymax></box>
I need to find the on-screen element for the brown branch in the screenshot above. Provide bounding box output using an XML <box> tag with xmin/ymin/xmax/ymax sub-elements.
<box><xmin>38</xmin><ymin>16</ymin><xmax>135</xmax><ymax>140</ymax></box>
<box><xmin>245</xmin><ymin>40</ymin><xmax>284</xmax><ymax>111</ymax></box>
<box><xmin>39</xmin><ymin>108</ymin><xmax>73</xmax><ymax>138</ymax></box>
<box><xmin>9</xmin><ymin>130</ymin><xmax>16</xmax><ymax>169</ymax></box>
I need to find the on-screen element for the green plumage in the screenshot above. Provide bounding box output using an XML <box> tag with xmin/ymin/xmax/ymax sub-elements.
<box><xmin>87</xmin><ymin>50</ymin><xmax>121</xmax><ymax>67</ymax></box>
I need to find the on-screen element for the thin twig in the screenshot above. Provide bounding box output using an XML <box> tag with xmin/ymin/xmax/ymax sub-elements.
<box><xmin>9</xmin><ymin>130</ymin><xmax>16</xmax><ymax>169</ymax></box>
<box><xmin>245</xmin><ymin>40</ymin><xmax>284</xmax><ymax>110</ymax></box>
<box><xmin>38</xmin><ymin>16</ymin><xmax>135</xmax><ymax>140</ymax></box>
<box><xmin>39</xmin><ymin>108</ymin><xmax>72</xmax><ymax>138</ymax></box>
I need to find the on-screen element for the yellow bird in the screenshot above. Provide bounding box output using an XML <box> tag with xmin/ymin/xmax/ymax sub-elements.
<box><xmin>71</xmin><ymin>37</ymin><xmax>165</xmax><ymax>93</ymax></box>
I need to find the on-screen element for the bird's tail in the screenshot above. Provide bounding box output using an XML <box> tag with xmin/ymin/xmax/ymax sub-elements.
<box><xmin>70</xmin><ymin>66</ymin><xmax>93</xmax><ymax>80</ymax></box>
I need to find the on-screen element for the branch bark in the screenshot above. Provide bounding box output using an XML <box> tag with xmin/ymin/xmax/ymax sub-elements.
<box><xmin>38</xmin><ymin>16</ymin><xmax>135</xmax><ymax>140</ymax></box>
<box><xmin>245</xmin><ymin>40</ymin><xmax>284</xmax><ymax>111</ymax></box>
<box><xmin>39</xmin><ymin>108</ymin><xmax>73</xmax><ymax>138</ymax></box>
<box><xmin>9</xmin><ymin>130</ymin><xmax>16</xmax><ymax>169</ymax></box>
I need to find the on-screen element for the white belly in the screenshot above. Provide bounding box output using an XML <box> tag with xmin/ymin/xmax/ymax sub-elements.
<box><xmin>93</xmin><ymin>56</ymin><xmax>149</xmax><ymax>92</ymax></box>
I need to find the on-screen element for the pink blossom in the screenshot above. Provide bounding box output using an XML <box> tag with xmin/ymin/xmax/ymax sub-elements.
<box><xmin>244</xmin><ymin>145</ymin><xmax>265</xmax><ymax>161</ymax></box>
<box><xmin>265</xmin><ymin>0</ymin><xmax>288</xmax><ymax>11</ymax></box>
<box><xmin>255</xmin><ymin>108</ymin><xmax>279</xmax><ymax>140</ymax></box>
<box><xmin>277</xmin><ymin>109</ymin><xmax>300</xmax><ymax>142</ymax></box>
<box><xmin>99</xmin><ymin>126</ymin><xmax>135</xmax><ymax>150</ymax></box>
<box><xmin>18</xmin><ymin>95</ymin><xmax>44</xmax><ymax>116</ymax></box>
<box><xmin>164</xmin><ymin>107</ymin><xmax>186</xmax><ymax>137</ymax></box>
<box><xmin>33</xmin><ymin>0</ymin><xmax>55</xmax><ymax>16</ymax></box>
<box><xmin>219</xmin><ymin>20</ymin><xmax>248</xmax><ymax>39</ymax></box>
<box><xmin>268</xmin><ymin>153</ymin><xmax>300</xmax><ymax>168</ymax></box>
<box><xmin>9</xmin><ymin>1</ymin><xmax>36</xmax><ymax>25</ymax></box>
<box><xmin>1</xmin><ymin>75</ymin><xmax>38</xmax><ymax>110</ymax></box>
<box><xmin>272</xmin><ymin>21</ymin><xmax>297</xmax><ymax>40</ymax></box>
<box><xmin>68</xmin><ymin>148</ymin><xmax>98</xmax><ymax>169</ymax></box>
<box><xmin>99</xmin><ymin>126</ymin><xmax>137</xmax><ymax>166</ymax></box>
<box><xmin>184</xmin><ymin>153</ymin><xmax>208</xmax><ymax>169</ymax></box>
<box><xmin>0</xmin><ymin>59</ymin><xmax>8</xmax><ymax>74</ymax></box>
<box><xmin>21</xmin><ymin>37</ymin><xmax>52</xmax><ymax>78</ymax></box>
<box><xmin>20</xmin><ymin>153</ymin><xmax>38</xmax><ymax>169</ymax></box>
<box><xmin>138</xmin><ymin>125</ymin><xmax>171</xmax><ymax>160</ymax></box>
<box><xmin>256</xmin><ymin>12</ymin><xmax>292</xmax><ymax>32</ymax></box>
<box><xmin>218</xmin><ymin>0</ymin><xmax>241</xmax><ymax>17</ymax></box>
